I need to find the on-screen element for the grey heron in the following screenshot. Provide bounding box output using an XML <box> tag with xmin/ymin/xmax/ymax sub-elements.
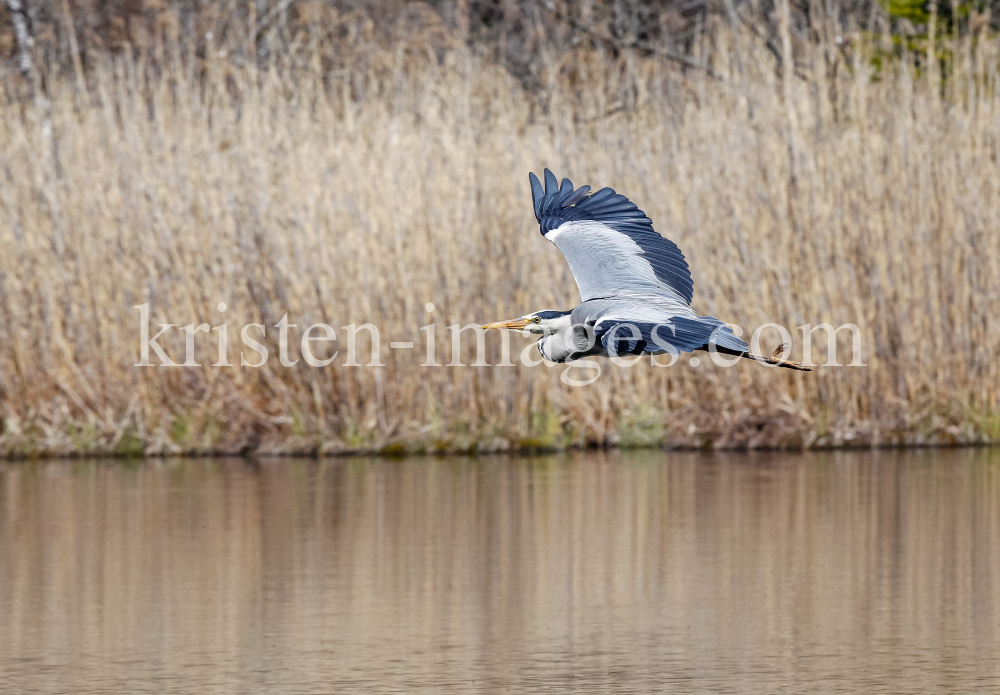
<box><xmin>482</xmin><ymin>170</ymin><xmax>810</xmax><ymax>371</ymax></box>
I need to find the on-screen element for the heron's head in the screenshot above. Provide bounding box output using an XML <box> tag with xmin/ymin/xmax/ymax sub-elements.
<box><xmin>481</xmin><ymin>309</ymin><xmax>572</xmax><ymax>335</ymax></box>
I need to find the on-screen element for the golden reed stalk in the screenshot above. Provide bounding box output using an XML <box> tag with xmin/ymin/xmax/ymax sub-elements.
<box><xmin>1</xmin><ymin>22</ymin><xmax>999</xmax><ymax>456</ymax></box>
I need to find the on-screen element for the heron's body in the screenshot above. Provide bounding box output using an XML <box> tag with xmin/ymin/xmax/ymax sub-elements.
<box><xmin>483</xmin><ymin>170</ymin><xmax>809</xmax><ymax>371</ymax></box>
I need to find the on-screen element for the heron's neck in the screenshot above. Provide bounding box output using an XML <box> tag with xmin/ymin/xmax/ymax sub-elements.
<box><xmin>537</xmin><ymin>314</ymin><xmax>576</xmax><ymax>362</ymax></box>
<box><xmin>546</xmin><ymin>312</ymin><xmax>573</xmax><ymax>332</ymax></box>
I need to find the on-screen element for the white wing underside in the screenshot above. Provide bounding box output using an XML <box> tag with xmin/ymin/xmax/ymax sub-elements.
<box><xmin>544</xmin><ymin>220</ymin><xmax>690</xmax><ymax>305</ymax></box>
<box><xmin>589</xmin><ymin>301</ymin><xmax>697</xmax><ymax>331</ymax></box>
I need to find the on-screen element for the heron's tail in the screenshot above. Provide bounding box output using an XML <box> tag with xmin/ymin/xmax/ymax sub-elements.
<box><xmin>696</xmin><ymin>315</ymin><xmax>749</xmax><ymax>353</ymax></box>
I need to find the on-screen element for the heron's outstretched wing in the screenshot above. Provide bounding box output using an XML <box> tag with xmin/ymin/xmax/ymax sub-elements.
<box><xmin>529</xmin><ymin>169</ymin><xmax>694</xmax><ymax>304</ymax></box>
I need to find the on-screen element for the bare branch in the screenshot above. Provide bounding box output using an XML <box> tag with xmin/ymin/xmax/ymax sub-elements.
<box><xmin>5</xmin><ymin>0</ymin><xmax>33</xmax><ymax>75</ymax></box>
<box><xmin>537</xmin><ymin>0</ymin><xmax>723</xmax><ymax>79</ymax></box>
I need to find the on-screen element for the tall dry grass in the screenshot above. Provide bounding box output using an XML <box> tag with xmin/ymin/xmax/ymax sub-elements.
<box><xmin>1</xmin><ymin>16</ymin><xmax>1000</xmax><ymax>456</ymax></box>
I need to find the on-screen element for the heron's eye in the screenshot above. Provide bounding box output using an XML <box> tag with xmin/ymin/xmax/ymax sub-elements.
<box><xmin>532</xmin><ymin>317</ymin><xmax>542</xmax><ymax>323</ymax></box>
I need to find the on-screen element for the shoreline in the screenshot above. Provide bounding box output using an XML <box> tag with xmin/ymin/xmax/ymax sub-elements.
<box><xmin>1</xmin><ymin>430</ymin><xmax>994</xmax><ymax>461</ymax></box>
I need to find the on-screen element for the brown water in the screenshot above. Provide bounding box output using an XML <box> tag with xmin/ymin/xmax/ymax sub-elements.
<box><xmin>1</xmin><ymin>450</ymin><xmax>999</xmax><ymax>693</ymax></box>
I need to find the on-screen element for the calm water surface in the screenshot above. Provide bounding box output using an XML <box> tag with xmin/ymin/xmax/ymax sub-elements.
<box><xmin>1</xmin><ymin>449</ymin><xmax>999</xmax><ymax>693</ymax></box>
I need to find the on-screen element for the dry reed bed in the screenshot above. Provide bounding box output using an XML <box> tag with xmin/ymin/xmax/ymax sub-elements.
<box><xmin>1</xmin><ymin>27</ymin><xmax>999</xmax><ymax>456</ymax></box>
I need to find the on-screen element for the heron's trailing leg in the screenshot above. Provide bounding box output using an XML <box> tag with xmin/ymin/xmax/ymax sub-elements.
<box><xmin>752</xmin><ymin>343</ymin><xmax>811</xmax><ymax>371</ymax></box>
<box><xmin>697</xmin><ymin>342</ymin><xmax>810</xmax><ymax>370</ymax></box>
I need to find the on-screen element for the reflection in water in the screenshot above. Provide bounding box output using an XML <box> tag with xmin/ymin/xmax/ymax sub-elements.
<box><xmin>1</xmin><ymin>450</ymin><xmax>999</xmax><ymax>693</ymax></box>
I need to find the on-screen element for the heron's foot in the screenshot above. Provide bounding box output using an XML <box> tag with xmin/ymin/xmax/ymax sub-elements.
<box><xmin>759</xmin><ymin>343</ymin><xmax>811</xmax><ymax>371</ymax></box>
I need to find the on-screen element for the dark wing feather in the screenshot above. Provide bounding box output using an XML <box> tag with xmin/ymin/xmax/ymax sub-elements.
<box><xmin>528</xmin><ymin>169</ymin><xmax>694</xmax><ymax>304</ymax></box>
<box><xmin>596</xmin><ymin>316</ymin><xmax>749</xmax><ymax>356</ymax></box>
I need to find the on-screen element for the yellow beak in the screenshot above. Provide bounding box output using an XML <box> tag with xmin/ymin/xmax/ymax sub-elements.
<box><xmin>481</xmin><ymin>317</ymin><xmax>529</xmax><ymax>330</ymax></box>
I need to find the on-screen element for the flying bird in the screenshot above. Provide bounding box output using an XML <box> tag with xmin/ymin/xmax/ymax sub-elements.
<box><xmin>482</xmin><ymin>170</ymin><xmax>810</xmax><ymax>371</ymax></box>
